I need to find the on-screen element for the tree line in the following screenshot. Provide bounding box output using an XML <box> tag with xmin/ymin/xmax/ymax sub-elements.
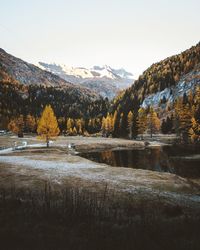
<box><xmin>7</xmin><ymin>86</ymin><xmax>200</xmax><ymax>145</ymax></box>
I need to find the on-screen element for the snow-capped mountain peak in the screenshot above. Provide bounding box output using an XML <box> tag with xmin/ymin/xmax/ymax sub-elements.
<box><xmin>36</xmin><ymin>62</ymin><xmax>134</xmax><ymax>99</ymax></box>
<box><xmin>38</xmin><ymin>62</ymin><xmax>133</xmax><ymax>80</ymax></box>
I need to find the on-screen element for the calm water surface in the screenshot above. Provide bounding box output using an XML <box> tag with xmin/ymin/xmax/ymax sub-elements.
<box><xmin>80</xmin><ymin>146</ymin><xmax>200</xmax><ymax>178</ymax></box>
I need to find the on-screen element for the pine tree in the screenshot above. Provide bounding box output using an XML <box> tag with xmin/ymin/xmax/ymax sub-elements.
<box><xmin>37</xmin><ymin>105</ymin><xmax>60</xmax><ymax>147</ymax></box>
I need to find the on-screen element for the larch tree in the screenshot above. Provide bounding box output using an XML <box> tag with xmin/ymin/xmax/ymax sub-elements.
<box><xmin>178</xmin><ymin>103</ymin><xmax>193</xmax><ymax>143</ymax></box>
<box><xmin>101</xmin><ymin>117</ymin><xmax>106</xmax><ymax>136</ymax></box>
<box><xmin>147</xmin><ymin>107</ymin><xmax>161</xmax><ymax>138</ymax></box>
<box><xmin>106</xmin><ymin>113</ymin><xmax>113</xmax><ymax>136</ymax></box>
<box><xmin>194</xmin><ymin>86</ymin><xmax>200</xmax><ymax>123</ymax></box>
<box><xmin>76</xmin><ymin>119</ymin><xmax>83</xmax><ymax>135</ymax></box>
<box><xmin>112</xmin><ymin>110</ymin><xmax>120</xmax><ymax>137</ymax></box>
<box><xmin>189</xmin><ymin>117</ymin><xmax>200</xmax><ymax>143</ymax></box>
<box><xmin>72</xmin><ymin>126</ymin><xmax>77</xmax><ymax>136</ymax></box>
<box><xmin>66</xmin><ymin>118</ymin><xmax>73</xmax><ymax>135</ymax></box>
<box><xmin>137</xmin><ymin>108</ymin><xmax>147</xmax><ymax>139</ymax></box>
<box><xmin>37</xmin><ymin>105</ymin><xmax>60</xmax><ymax>147</ymax></box>
<box><xmin>101</xmin><ymin>114</ymin><xmax>113</xmax><ymax>137</ymax></box>
<box><xmin>174</xmin><ymin>98</ymin><xmax>183</xmax><ymax>136</ymax></box>
<box><xmin>26</xmin><ymin>114</ymin><xmax>36</xmax><ymax>133</ymax></box>
<box><xmin>190</xmin><ymin>87</ymin><xmax>200</xmax><ymax>143</ymax></box>
<box><xmin>8</xmin><ymin>115</ymin><xmax>24</xmax><ymax>137</ymax></box>
<box><xmin>127</xmin><ymin>111</ymin><xmax>133</xmax><ymax>139</ymax></box>
<box><xmin>58</xmin><ymin>117</ymin><xmax>66</xmax><ymax>133</ymax></box>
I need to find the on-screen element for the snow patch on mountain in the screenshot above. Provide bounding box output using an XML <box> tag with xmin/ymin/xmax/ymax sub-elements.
<box><xmin>38</xmin><ymin>63</ymin><xmax>133</xmax><ymax>80</ymax></box>
<box><xmin>37</xmin><ymin>62</ymin><xmax>134</xmax><ymax>99</ymax></box>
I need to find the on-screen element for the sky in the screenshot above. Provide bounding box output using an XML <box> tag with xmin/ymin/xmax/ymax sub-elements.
<box><xmin>0</xmin><ymin>0</ymin><xmax>200</xmax><ymax>78</ymax></box>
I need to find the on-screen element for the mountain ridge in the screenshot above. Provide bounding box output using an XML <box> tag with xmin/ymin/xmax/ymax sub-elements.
<box><xmin>0</xmin><ymin>48</ymin><xmax>109</xmax><ymax>129</ymax></box>
<box><xmin>0</xmin><ymin>48</ymin><xmax>100</xmax><ymax>100</ymax></box>
<box><xmin>37</xmin><ymin>62</ymin><xmax>134</xmax><ymax>99</ymax></box>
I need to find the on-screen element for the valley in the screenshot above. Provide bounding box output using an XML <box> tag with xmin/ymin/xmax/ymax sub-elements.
<box><xmin>1</xmin><ymin>42</ymin><xmax>200</xmax><ymax>250</ymax></box>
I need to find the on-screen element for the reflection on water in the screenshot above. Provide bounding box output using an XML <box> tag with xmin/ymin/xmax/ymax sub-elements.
<box><xmin>80</xmin><ymin>146</ymin><xmax>200</xmax><ymax>178</ymax></box>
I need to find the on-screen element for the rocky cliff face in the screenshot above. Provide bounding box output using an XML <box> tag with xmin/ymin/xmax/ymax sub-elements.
<box><xmin>142</xmin><ymin>64</ymin><xmax>200</xmax><ymax>109</ymax></box>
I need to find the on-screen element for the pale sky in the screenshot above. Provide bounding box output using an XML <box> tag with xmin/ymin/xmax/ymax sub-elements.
<box><xmin>0</xmin><ymin>0</ymin><xmax>200</xmax><ymax>78</ymax></box>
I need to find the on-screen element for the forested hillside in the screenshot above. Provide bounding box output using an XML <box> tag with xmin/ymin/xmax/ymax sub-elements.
<box><xmin>0</xmin><ymin>50</ymin><xmax>109</xmax><ymax>131</ymax></box>
<box><xmin>106</xmin><ymin>42</ymin><xmax>200</xmax><ymax>141</ymax></box>
<box><xmin>112</xmin><ymin>42</ymin><xmax>200</xmax><ymax>110</ymax></box>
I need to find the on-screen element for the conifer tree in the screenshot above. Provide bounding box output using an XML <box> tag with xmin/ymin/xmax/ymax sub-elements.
<box><xmin>101</xmin><ymin>117</ymin><xmax>106</xmax><ymax>136</ymax></box>
<box><xmin>147</xmin><ymin>107</ymin><xmax>160</xmax><ymax>138</ymax></box>
<box><xmin>113</xmin><ymin>110</ymin><xmax>120</xmax><ymax>137</ymax></box>
<box><xmin>106</xmin><ymin>113</ymin><xmax>113</xmax><ymax>136</ymax></box>
<box><xmin>72</xmin><ymin>127</ymin><xmax>77</xmax><ymax>136</ymax></box>
<box><xmin>58</xmin><ymin>117</ymin><xmax>66</xmax><ymax>133</ymax></box>
<box><xmin>37</xmin><ymin>105</ymin><xmax>60</xmax><ymax>147</ymax></box>
<box><xmin>174</xmin><ymin>98</ymin><xmax>183</xmax><ymax>136</ymax></box>
<box><xmin>26</xmin><ymin>114</ymin><xmax>36</xmax><ymax>133</ymax></box>
<box><xmin>189</xmin><ymin>117</ymin><xmax>200</xmax><ymax>143</ymax></box>
<box><xmin>178</xmin><ymin>103</ymin><xmax>193</xmax><ymax>143</ymax></box>
<box><xmin>76</xmin><ymin>119</ymin><xmax>83</xmax><ymax>135</ymax></box>
<box><xmin>101</xmin><ymin>114</ymin><xmax>113</xmax><ymax>137</ymax></box>
<box><xmin>66</xmin><ymin>118</ymin><xmax>73</xmax><ymax>135</ymax></box>
<box><xmin>8</xmin><ymin>115</ymin><xmax>24</xmax><ymax>137</ymax></box>
<box><xmin>194</xmin><ymin>86</ymin><xmax>200</xmax><ymax>123</ymax></box>
<box><xmin>127</xmin><ymin>111</ymin><xmax>133</xmax><ymax>139</ymax></box>
<box><xmin>137</xmin><ymin>108</ymin><xmax>147</xmax><ymax>139</ymax></box>
<box><xmin>119</xmin><ymin>113</ymin><xmax>124</xmax><ymax>137</ymax></box>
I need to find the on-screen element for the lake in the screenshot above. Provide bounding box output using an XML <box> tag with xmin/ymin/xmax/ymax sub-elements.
<box><xmin>80</xmin><ymin>145</ymin><xmax>200</xmax><ymax>178</ymax></box>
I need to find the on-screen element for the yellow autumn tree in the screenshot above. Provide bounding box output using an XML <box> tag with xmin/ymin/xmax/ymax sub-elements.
<box><xmin>127</xmin><ymin>111</ymin><xmax>133</xmax><ymax>139</ymax></box>
<box><xmin>66</xmin><ymin>118</ymin><xmax>73</xmax><ymax>135</ymax></box>
<box><xmin>137</xmin><ymin>108</ymin><xmax>147</xmax><ymax>139</ymax></box>
<box><xmin>147</xmin><ymin>107</ymin><xmax>160</xmax><ymax>138</ymax></box>
<box><xmin>101</xmin><ymin>113</ymin><xmax>113</xmax><ymax>137</ymax></box>
<box><xmin>26</xmin><ymin>114</ymin><xmax>36</xmax><ymax>133</ymax></box>
<box><xmin>101</xmin><ymin>117</ymin><xmax>106</xmax><ymax>136</ymax></box>
<box><xmin>8</xmin><ymin>115</ymin><xmax>24</xmax><ymax>137</ymax></box>
<box><xmin>37</xmin><ymin>105</ymin><xmax>60</xmax><ymax>147</ymax></box>
<box><xmin>178</xmin><ymin>104</ymin><xmax>193</xmax><ymax>143</ymax></box>
<box><xmin>72</xmin><ymin>126</ymin><xmax>77</xmax><ymax>136</ymax></box>
<box><xmin>76</xmin><ymin>119</ymin><xmax>83</xmax><ymax>135</ymax></box>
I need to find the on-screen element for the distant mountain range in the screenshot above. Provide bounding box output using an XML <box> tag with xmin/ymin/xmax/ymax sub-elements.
<box><xmin>0</xmin><ymin>48</ymin><xmax>100</xmax><ymax>100</ymax></box>
<box><xmin>0</xmin><ymin>48</ymin><xmax>109</xmax><ymax>128</ymax></box>
<box><xmin>37</xmin><ymin>63</ymin><xmax>134</xmax><ymax>99</ymax></box>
